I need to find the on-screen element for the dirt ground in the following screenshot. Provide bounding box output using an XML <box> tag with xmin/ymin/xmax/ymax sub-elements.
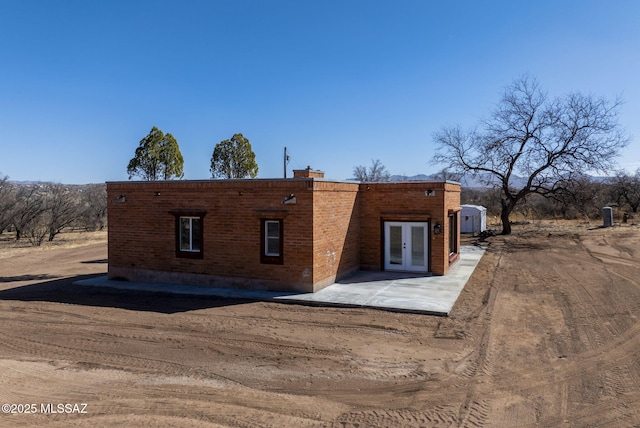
<box><xmin>1</xmin><ymin>222</ymin><xmax>640</xmax><ymax>427</ymax></box>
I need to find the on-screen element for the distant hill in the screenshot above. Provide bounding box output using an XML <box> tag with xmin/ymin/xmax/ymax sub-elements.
<box><xmin>388</xmin><ymin>174</ymin><xmax>435</xmax><ymax>182</ymax></box>
<box><xmin>386</xmin><ymin>173</ymin><xmax>608</xmax><ymax>189</ymax></box>
<box><xmin>8</xmin><ymin>180</ymin><xmax>106</xmax><ymax>190</ymax></box>
<box><xmin>9</xmin><ymin>180</ymin><xmax>46</xmax><ymax>185</ymax></box>
<box><xmin>386</xmin><ymin>173</ymin><xmax>520</xmax><ymax>188</ymax></box>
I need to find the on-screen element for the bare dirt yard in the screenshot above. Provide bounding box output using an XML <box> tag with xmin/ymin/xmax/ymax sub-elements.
<box><xmin>1</xmin><ymin>223</ymin><xmax>640</xmax><ymax>427</ymax></box>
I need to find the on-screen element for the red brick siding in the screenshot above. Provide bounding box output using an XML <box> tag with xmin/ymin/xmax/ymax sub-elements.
<box><xmin>446</xmin><ymin>182</ymin><xmax>462</xmax><ymax>272</ymax></box>
<box><xmin>311</xmin><ymin>181</ymin><xmax>360</xmax><ymax>289</ymax></box>
<box><xmin>108</xmin><ymin>179</ymin><xmax>460</xmax><ymax>292</ymax></box>
<box><xmin>293</xmin><ymin>169</ymin><xmax>325</xmax><ymax>179</ymax></box>
<box><xmin>108</xmin><ymin>180</ymin><xmax>317</xmax><ymax>292</ymax></box>
<box><xmin>358</xmin><ymin>182</ymin><xmax>461</xmax><ymax>275</ymax></box>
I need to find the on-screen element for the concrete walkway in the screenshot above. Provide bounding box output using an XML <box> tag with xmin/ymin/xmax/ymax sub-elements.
<box><xmin>76</xmin><ymin>245</ymin><xmax>485</xmax><ymax>316</ymax></box>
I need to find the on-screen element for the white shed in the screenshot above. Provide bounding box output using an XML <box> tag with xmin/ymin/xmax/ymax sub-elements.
<box><xmin>461</xmin><ymin>205</ymin><xmax>487</xmax><ymax>234</ymax></box>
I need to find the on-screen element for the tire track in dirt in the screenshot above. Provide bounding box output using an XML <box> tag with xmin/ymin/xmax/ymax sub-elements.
<box><xmin>486</xmin><ymin>314</ymin><xmax>640</xmax><ymax>397</ymax></box>
<box><xmin>0</xmin><ymin>305</ymin><xmax>440</xmax><ymax>417</ymax></box>
<box><xmin>570</xmin><ymin>235</ymin><xmax>637</xmax><ymax>347</ymax></box>
<box><xmin>4</xmin><ymin>229</ymin><xmax>640</xmax><ymax>426</ymax></box>
<box><xmin>330</xmin><ymin>406</ymin><xmax>460</xmax><ymax>428</ymax></box>
<box><xmin>0</xmin><ymin>333</ymin><xmax>242</xmax><ymax>386</ymax></box>
<box><xmin>453</xmin><ymin>232</ymin><xmax>639</xmax><ymax>425</ymax></box>
<box><xmin>454</xmin><ymin>241</ymin><xmax>504</xmax><ymax>427</ymax></box>
<box><xmin>203</xmin><ymin>310</ymin><xmax>418</xmax><ymax>337</ymax></box>
<box><xmin>465</xmin><ymin>230</ymin><xmax>640</xmax><ymax>425</ymax></box>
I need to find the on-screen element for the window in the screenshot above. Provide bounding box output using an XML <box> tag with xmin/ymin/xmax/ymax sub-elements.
<box><xmin>449</xmin><ymin>212</ymin><xmax>458</xmax><ymax>255</ymax></box>
<box><xmin>171</xmin><ymin>210</ymin><xmax>205</xmax><ymax>259</ymax></box>
<box><xmin>261</xmin><ymin>219</ymin><xmax>283</xmax><ymax>264</ymax></box>
<box><xmin>180</xmin><ymin>217</ymin><xmax>201</xmax><ymax>252</ymax></box>
<box><xmin>265</xmin><ymin>221</ymin><xmax>280</xmax><ymax>256</ymax></box>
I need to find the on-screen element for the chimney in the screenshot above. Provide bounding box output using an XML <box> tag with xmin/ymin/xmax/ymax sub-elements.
<box><xmin>293</xmin><ymin>166</ymin><xmax>324</xmax><ymax>179</ymax></box>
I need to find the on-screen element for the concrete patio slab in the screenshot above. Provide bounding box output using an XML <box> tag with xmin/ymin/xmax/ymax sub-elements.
<box><xmin>76</xmin><ymin>245</ymin><xmax>485</xmax><ymax>316</ymax></box>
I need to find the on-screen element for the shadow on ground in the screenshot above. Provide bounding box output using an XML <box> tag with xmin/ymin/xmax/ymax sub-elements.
<box><xmin>336</xmin><ymin>271</ymin><xmax>432</xmax><ymax>284</ymax></box>
<box><xmin>0</xmin><ymin>274</ymin><xmax>61</xmax><ymax>283</ymax></box>
<box><xmin>0</xmin><ymin>274</ymin><xmax>253</xmax><ymax>314</ymax></box>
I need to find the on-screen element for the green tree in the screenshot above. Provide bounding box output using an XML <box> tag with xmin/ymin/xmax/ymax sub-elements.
<box><xmin>127</xmin><ymin>126</ymin><xmax>184</xmax><ymax>180</ymax></box>
<box><xmin>210</xmin><ymin>133</ymin><xmax>259</xmax><ymax>179</ymax></box>
<box><xmin>432</xmin><ymin>76</ymin><xmax>628</xmax><ymax>235</ymax></box>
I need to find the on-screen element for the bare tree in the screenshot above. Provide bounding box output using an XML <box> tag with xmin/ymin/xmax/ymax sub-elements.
<box><xmin>79</xmin><ymin>184</ymin><xmax>107</xmax><ymax>231</ymax></box>
<box><xmin>0</xmin><ymin>174</ymin><xmax>17</xmax><ymax>234</ymax></box>
<box><xmin>25</xmin><ymin>215</ymin><xmax>49</xmax><ymax>247</ymax></box>
<box><xmin>438</xmin><ymin>168</ymin><xmax>462</xmax><ymax>182</ymax></box>
<box><xmin>2</xmin><ymin>181</ymin><xmax>106</xmax><ymax>245</ymax></box>
<box><xmin>11</xmin><ymin>185</ymin><xmax>46</xmax><ymax>241</ymax></box>
<box><xmin>552</xmin><ymin>174</ymin><xmax>609</xmax><ymax>220</ymax></box>
<box><xmin>461</xmin><ymin>188</ymin><xmax>502</xmax><ymax>216</ymax></box>
<box><xmin>44</xmin><ymin>183</ymin><xmax>82</xmax><ymax>241</ymax></box>
<box><xmin>433</xmin><ymin>76</ymin><xmax>628</xmax><ymax>234</ymax></box>
<box><xmin>610</xmin><ymin>169</ymin><xmax>640</xmax><ymax>213</ymax></box>
<box><xmin>353</xmin><ymin>159</ymin><xmax>391</xmax><ymax>182</ymax></box>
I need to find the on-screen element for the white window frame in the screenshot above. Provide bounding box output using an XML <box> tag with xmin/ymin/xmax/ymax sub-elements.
<box><xmin>180</xmin><ymin>216</ymin><xmax>201</xmax><ymax>253</ymax></box>
<box><xmin>264</xmin><ymin>220</ymin><xmax>280</xmax><ymax>257</ymax></box>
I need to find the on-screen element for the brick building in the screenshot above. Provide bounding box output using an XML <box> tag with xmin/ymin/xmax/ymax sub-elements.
<box><xmin>107</xmin><ymin>169</ymin><xmax>461</xmax><ymax>293</ymax></box>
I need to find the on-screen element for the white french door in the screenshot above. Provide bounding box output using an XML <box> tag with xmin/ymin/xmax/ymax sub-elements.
<box><xmin>384</xmin><ymin>222</ymin><xmax>429</xmax><ymax>272</ymax></box>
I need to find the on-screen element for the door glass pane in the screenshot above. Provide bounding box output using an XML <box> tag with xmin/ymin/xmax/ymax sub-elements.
<box><xmin>389</xmin><ymin>225</ymin><xmax>403</xmax><ymax>265</ymax></box>
<box><xmin>180</xmin><ymin>218</ymin><xmax>191</xmax><ymax>251</ymax></box>
<box><xmin>411</xmin><ymin>226</ymin><xmax>425</xmax><ymax>266</ymax></box>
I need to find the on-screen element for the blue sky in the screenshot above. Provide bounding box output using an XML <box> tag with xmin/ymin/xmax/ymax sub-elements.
<box><xmin>1</xmin><ymin>0</ymin><xmax>638</xmax><ymax>183</ymax></box>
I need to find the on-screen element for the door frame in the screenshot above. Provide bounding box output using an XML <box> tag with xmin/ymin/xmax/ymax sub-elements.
<box><xmin>382</xmin><ymin>221</ymin><xmax>430</xmax><ymax>273</ymax></box>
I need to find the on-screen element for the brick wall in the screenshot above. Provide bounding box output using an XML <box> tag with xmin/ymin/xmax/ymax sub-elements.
<box><xmin>311</xmin><ymin>181</ymin><xmax>360</xmax><ymax>289</ymax></box>
<box><xmin>358</xmin><ymin>182</ymin><xmax>461</xmax><ymax>275</ymax></box>
<box><xmin>108</xmin><ymin>180</ymin><xmax>318</xmax><ymax>292</ymax></box>
<box><xmin>108</xmin><ymin>179</ymin><xmax>460</xmax><ymax>292</ymax></box>
<box><xmin>436</xmin><ymin>182</ymin><xmax>461</xmax><ymax>275</ymax></box>
<box><xmin>293</xmin><ymin>168</ymin><xmax>325</xmax><ymax>179</ymax></box>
